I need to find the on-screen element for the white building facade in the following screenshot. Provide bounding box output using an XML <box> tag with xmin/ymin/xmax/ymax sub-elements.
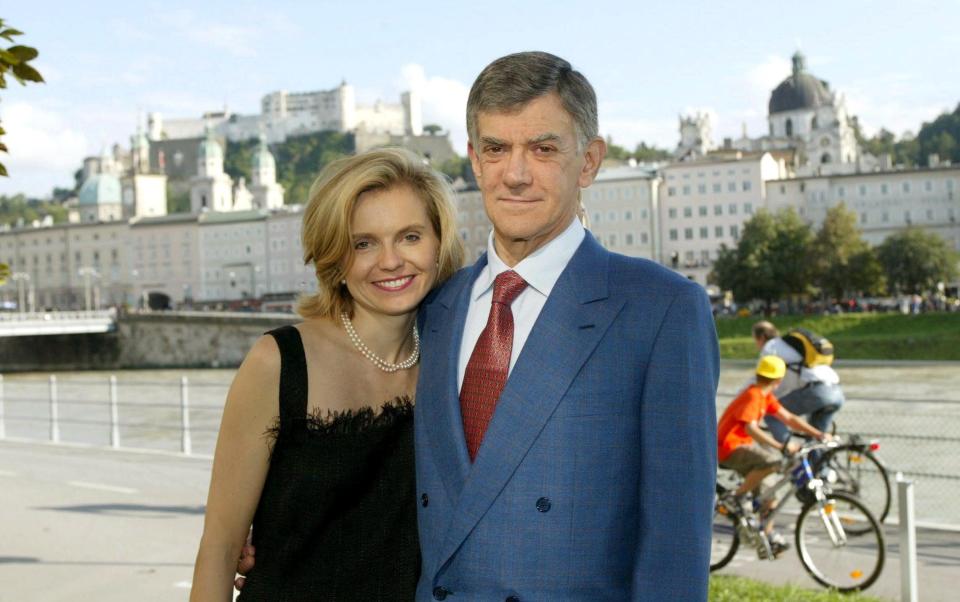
<box><xmin>659</xmin><ymin>153</ymin><xmax>786</xmax><ymax>284</ymax></box>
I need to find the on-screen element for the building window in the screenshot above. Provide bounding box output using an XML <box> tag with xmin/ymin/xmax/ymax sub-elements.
<box><xmin>904</xmin><ymin>210</ymin><xmax>911</xmax><ymax>224</ymax></box>
<box><xmin>699</xmin><ymin>206</ymin><xmax>707</xmax><ymax>217</ymax></box>
<box><xmin>881</xmin><ymin>184</ymin><xmax>889</xmax><ymax>194</ymax></box>
<box><xmin>682</xmin><ymin>185</ymin><xmax>691</xmax><ymax>195</ymax></box>
<box><xmin>926</xmin><ymin>209</ymin><xmax>934</xmax><ymax>220</ymax></box>
<box><xmin>837</xmin><ymin>186</ymin><xmax>846</xmax><ymax>197</ymax></box>
<box><xmin>860</xmin><ymin>213</ymin><xmax>867</xmax><ymax>224</ymax></box>
<box><xmin>744</xmin><ymin>203</ymin><xmax>753</xmax><ymax>214</ymax></box>
<box><xmin>625</xmin><ymin>233</ymin><xmax>634</xmax><ymax>245</ymax></box>
<box><xmin>684</xmin><ymin>228</ymin><xmax>693</xmax><ymax>240</ymax></box>
<box><xmin>925</xmin><ymin>181</ymin><xmax>933</xmax><ymax>192</ymax></box>
<box><xmin>669</xmin><ymin>229</ymin><xmax>678</xmax><ymax>241</ymax></box>
<box><xmin>714</xmin><ymin>204</ymin><xmax>722</xmax><ymax>216</ymax></box>
<box><xmin>641</xmin><ymin>233</ymin><xmax>649</xmax><ymax>244</ymax></box>
<box><xmin>742</xmin><ymin>181</ymin><xmax>752</xmax><ymax>191</ymax></box>
<box><xmin>701</xmin><ymin>249</ymin><xmax>711</xmax><ymax>263</ymax></box>
<box><xmin>668</xmin><ymin>208</ymin><xmax>677</xmax><ymax>219</ymax></box>
<box><xmin>729</xmin><ymin>203</ymin><xmax>737</xmax><ymax>215</ymax></box>
<box><xmin>668</xmin><ymin>187</ymin><xmax>676</xmax><ymax>197</ymax></box>
<box><xmin>727</xmin><ymin>182</ymin><xmax>736</xmax><ymax>192</ymax></box>
<box><xmin>683</xmin><ymin>207</ymin><xmax>692</xmax><ymax>218</ymax></box>
<box><xmin>715</xmin><ymin>226</ymin><xmax>724</xmax><ymax>237</ymax></box>
<box><xmin>882</xmin><ymin>212</ymin><xmax>889</xmax><ymax>223</ymax></box>
<box><xmin>593</xmin><ymin>213</ymin><xmax>601</xmax><ymax>224</ymax></box>
<box><xmin>859</xmin><ymin>185</ymin><xmax>867</xmax><ymax>196</ymax></box>
<box><xmin>698</xmin><ymin>184</ymin><xmax>706</xmax><ymax>194</ymax></box>
<box><xmin>730</xmin><ymin>225</ymin><xmax>739</xmax><ymax>238</ymax></box>
<box><xmin>902</xmin><ymin>182</ymin><xmax>911</xmax><ymax>193</ymax></box>
<box><xmin>713</xmin><ymin>183</ymin><xmax>722</xmax><ymax>193</ymax></box>
<box><xmin>624</xmin><ymin>211</ymin><xmax>633</xmax><ymax>220</ymax></box>
<box><xmin>608</xmin><ymin>234</ymin><xmax>617</xmax><ymax>246</ymax></box>
<box><xmin>608</xmin><ymin>211</ymin><xmax>616</xmax><ymax>222</ymax></box>
<box><xmin>785</xmin><ymin>118</ymin><xmax>793</xmax><ymax>137</ymax></box>
<box><xmin>699</xmin><ymin>226</ymin><xmax>708</xmax><ymax>239</ymax></box>
<box><xmin>800</xmin><ymin>183</ymin><xmax>806</xmax><ymax>192</ymax></box>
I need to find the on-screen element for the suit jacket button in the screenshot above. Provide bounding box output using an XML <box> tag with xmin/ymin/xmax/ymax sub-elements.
<box><xmin>536</xmin><ymin>497</ymin><xmax>551</xmax><ymax>512</ymax></box>
<box><xmin>432</xmin><ymin>586</ymin><xmax>449</xmax><ymax>600</ymax></box>
<box><xmin>421</xmin><ymin>493</ymin><xmax>429</xmax><ymax>507</ymax></box>
<box><xmin>506</xmin><ymin>597</ymin><xmax>521</xmax><ymax>602</ymax></box>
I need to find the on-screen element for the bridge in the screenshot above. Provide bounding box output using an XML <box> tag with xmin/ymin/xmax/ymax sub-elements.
<box><xmin>0</xmin><ymin>309</ymin><xmax>118</xmax><ymax>337</ymax></box>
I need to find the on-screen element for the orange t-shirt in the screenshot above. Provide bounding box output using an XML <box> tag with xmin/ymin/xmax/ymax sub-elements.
<box><xmin>717</xmin><ymin>384</ymin><xmax>782</xmax><ymax>461</ymax></box>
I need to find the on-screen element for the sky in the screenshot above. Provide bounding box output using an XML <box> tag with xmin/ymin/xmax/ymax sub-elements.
<box><xmin>1</xmin><ymin>0</ymin><xmax>958</xmax><ymax>197</ymax></box>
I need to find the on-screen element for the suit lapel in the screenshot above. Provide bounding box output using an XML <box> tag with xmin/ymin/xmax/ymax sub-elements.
<box><xmin>437</xmin><ymin>235</ymin><xmax>626</xmax><ymax>568</ymax></box>
<box><xmin>418</xmin><ymin>257</ymin><xmax>488</xmax><ymax>503</ymax></box>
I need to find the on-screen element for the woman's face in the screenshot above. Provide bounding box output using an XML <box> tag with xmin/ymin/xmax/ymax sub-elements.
<box><xmin>344</xmin><ymin>184</ymin><xmax>440</xmax><ymax>319</ymax></box>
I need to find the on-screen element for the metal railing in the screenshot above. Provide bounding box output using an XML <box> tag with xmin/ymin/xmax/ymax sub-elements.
<box><xmin>0</xmin><ymin>373</ymin><xmax>229</xmax><ymax>457</ymax></box>
<box><xmin>2</xmin><ymin>374</ymin><xmax>958</xmax><ymax>526</ymax></box>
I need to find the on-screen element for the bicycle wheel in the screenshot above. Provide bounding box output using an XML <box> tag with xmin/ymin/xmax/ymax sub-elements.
<box><xmin>795</xmin><ymin>491</ymin><xmax>885</xmax><ymax>592</ymax></box>
<box><xmin>710</xmin><ymin>501</ymin><xmax>740</xmax><ymax>571</ymax></box>
<box><xmin>819</xmin><ymin>447</ymin><xmax>891</xmax><ymax>526</ymax></box>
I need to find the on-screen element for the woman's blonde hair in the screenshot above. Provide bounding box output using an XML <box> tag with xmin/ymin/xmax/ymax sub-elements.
<box><xmin>297</xmin><ymin>147</ymin><xmax>465</xmax><ymax>319</ymax></box>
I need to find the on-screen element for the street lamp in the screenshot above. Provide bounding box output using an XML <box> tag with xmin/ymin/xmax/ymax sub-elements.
<box><xmin>78</xmin><ymin>267</ymin><xmax>100</xmax><ymax>312</ymax></box>
<box><xmin>11</xmin><ymin>272</ymin><xmax>31</xmax><ymax>314</ymax></box>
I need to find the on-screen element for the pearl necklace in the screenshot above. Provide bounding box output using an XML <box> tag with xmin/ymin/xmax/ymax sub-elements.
<box><xmin>340</xmin><ymin>312</ymin><xmax>420</xmax><ymax>373</ymax></box>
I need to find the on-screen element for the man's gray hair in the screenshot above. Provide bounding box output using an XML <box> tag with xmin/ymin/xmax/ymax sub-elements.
<box><xmin>466</xmin><ymin>51</ymin><xmax>598</xmax><ymax>151</ymax></box>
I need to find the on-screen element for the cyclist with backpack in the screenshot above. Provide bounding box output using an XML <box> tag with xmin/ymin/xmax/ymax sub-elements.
<box><xmin>751</xmin><ymin>320</ymin><xmax>845</xmax><ymax>444</ymax></box>
<box><xmin>718</xmin><ymin>355</ymin><xmax>831</xmax><ymax>556</ymax></box>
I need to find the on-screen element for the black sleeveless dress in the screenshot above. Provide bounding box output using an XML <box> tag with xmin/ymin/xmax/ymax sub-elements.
<box><xmin>237</xmin><ymin>325</ymin><xmax>420</xmax><ymax>601</ymax></box>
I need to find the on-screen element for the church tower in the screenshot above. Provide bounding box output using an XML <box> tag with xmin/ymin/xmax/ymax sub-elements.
<box><xmin>250</xmin><ymin>137</ymin><xmax>285</xmax><ymax>210</ymax></box>
<box><xmin>190</xmin><ymin>124</ymin><xmax>234</xmax><ymax>212</ymax></box>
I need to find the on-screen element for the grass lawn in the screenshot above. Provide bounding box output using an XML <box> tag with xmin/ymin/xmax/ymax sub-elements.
<box><xmin>715</xmin><ymin>312</ymin><xmax>960</xmax><ymax>360</ymax></box>
<box><xmin>709</xmin><ymin>575</ymin><xmax>887</xmax><ymax>601</ymax></box>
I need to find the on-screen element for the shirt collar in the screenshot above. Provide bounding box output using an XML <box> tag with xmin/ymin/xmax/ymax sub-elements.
<box><xmin>473</xmin><ymin>217</ymin><xmax>585</xmax><ymax>300</ymax></box>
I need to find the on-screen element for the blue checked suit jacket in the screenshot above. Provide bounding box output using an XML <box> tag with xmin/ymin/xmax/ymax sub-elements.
<box><xmin>414</xmin><ymin>233</ymin><xmax>719</xmax><ymax>601</ymax></box>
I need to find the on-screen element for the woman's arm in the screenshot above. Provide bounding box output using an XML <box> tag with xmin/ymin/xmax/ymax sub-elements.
<box><xmin>190</xmin><ymin>335</ymin><xmax>281</xmax><ymax>602</ymax></box>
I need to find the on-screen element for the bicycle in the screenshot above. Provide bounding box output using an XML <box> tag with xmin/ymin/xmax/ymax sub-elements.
<box><xmin>711</xmin><ymin>439</ymin><xmax>886</xmax><ymax>592</ymax></box>
<box><xmin>815</xmin><ymin>431</ymin><xmax>891</xmax><ymax>528</ymax></box>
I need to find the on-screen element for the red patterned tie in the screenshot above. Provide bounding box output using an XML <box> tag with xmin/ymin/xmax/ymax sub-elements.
<box><xmin>460</xmin><ymin>270</ymin><xmax>528</xmax><ymax>461</ymax></box>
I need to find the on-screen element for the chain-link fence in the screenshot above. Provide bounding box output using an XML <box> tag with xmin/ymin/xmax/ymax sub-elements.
<box><xmin>716</xmin><ymin>388</ymin><xmax>960</xmax><ymax>528</ymax></box>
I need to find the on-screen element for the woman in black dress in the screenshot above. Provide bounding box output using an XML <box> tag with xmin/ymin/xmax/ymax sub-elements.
<box><xmin>191</xmin><ymin>148</ymin><xmax>464</xmax><ymax>601</ymax></box>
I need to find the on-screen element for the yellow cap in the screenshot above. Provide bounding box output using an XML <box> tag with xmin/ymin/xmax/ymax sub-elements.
<box><xmin>756</xmin><ymin>355</ymin><xmax>786</xmax><ymax>379</ymax></box>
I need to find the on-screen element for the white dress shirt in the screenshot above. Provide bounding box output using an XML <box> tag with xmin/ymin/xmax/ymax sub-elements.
<box><xmin>457</xmin><ymin>218</ymin><xmax>585</xmax><ymax>392</ymax></box>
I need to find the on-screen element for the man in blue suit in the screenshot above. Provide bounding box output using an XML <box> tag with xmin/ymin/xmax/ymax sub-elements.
<box><xmin>414</xmin><ymin>51</ymin><xmax>719</xmax><ymax>601</ymax></box>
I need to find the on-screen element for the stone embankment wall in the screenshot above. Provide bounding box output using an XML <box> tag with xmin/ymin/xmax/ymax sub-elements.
<box><xmin>0</xmin><ymin>311</ymin><xmax>297</xmax><ymax>371</ymax></box>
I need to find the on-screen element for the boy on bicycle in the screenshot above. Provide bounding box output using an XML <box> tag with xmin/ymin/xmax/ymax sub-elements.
<box><xmin>718</xmin><ymin>355</ymin><xmax>830</xmax><ymax>555</ymax></box>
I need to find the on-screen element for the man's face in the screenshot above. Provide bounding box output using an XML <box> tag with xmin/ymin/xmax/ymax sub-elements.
<box><xmin>468</xmin><ymin>92</ymin><xmax>604</xmax><ymax>265</ymax></box>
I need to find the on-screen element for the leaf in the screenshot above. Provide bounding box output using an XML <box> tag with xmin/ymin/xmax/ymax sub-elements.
<box><xmin>0</xmin><ymin>142</ymin><xmax>7</xmax><ymax>153</ymax></box>
<box><xmin>0</xmin><ymin>28</ymin><xmax>24</xmax><ymax>39</ymax></box>
<box><xmin>8</xmin><ymin>45</ymin><xmax>38</xmax><ymax>62</ymax></box>
<box><xmin>0</xmin><ymin>48</ymin><xmax>19</xmax><ymax>65</ymax></box>
<box><xmin>0</xmin><ymin>162</ymin><xmax>7</xmax><ymax>177</ymax></box>
<box><xmin>12</xmin><ymin>63</ymin><xmax>43</xmax><ymax>83</ymax></box>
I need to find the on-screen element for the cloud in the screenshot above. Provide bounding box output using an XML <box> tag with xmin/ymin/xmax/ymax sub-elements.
<box><xmin>399</xmin><ymin>64</ymin><xmax>470</xmax><ymax>151</ymax></box>
<box><xmin>159</xmin><ymin>9</ymin><xmax>258</xmax><ymax>57</ymax></box>
<box><xmin>0</xmin><ymin>102</ymin><xmax>88</xmax><ymax>195</ymax></box>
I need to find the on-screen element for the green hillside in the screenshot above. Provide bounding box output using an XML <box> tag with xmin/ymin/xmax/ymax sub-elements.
<box><xmin>717</xmin><ymin>312</ymin><xmax>960</xmax><ymax>360</ymax></box>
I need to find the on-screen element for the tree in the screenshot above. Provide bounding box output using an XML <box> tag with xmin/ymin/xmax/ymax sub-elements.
<box><xmin>707</xmin><ymin>208</ymin><xmax>813</xmax><ymax>312</ymax></box>
<box><xmin>422</xmin><ymin>124</ymin><xmax>443</xmax><ymax>136</ymax></box>
<box><xmin>0</xmin><ymin>19</ymin><xmax>45</xmax><ymax>177</ymax></box>
<box><xmin>876</xmin><ymin>227</ymin><xmax>959</xmax><ymax>294</ymax></box>
<box><xmin>810</xmin><ymin>203</ymin><xmax>884</xmax><ymax>299</ymax></box>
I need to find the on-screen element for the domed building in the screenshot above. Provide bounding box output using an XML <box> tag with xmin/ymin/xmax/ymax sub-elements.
<box><xmin>78</xmin><ymin>167</ymin><xmax>123</xmax><ymax>223</ymax></box>
<box><xmin>764</xmin><ymin>51</ymin><xmax>860</xmax><ymax>170</ymax></box>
